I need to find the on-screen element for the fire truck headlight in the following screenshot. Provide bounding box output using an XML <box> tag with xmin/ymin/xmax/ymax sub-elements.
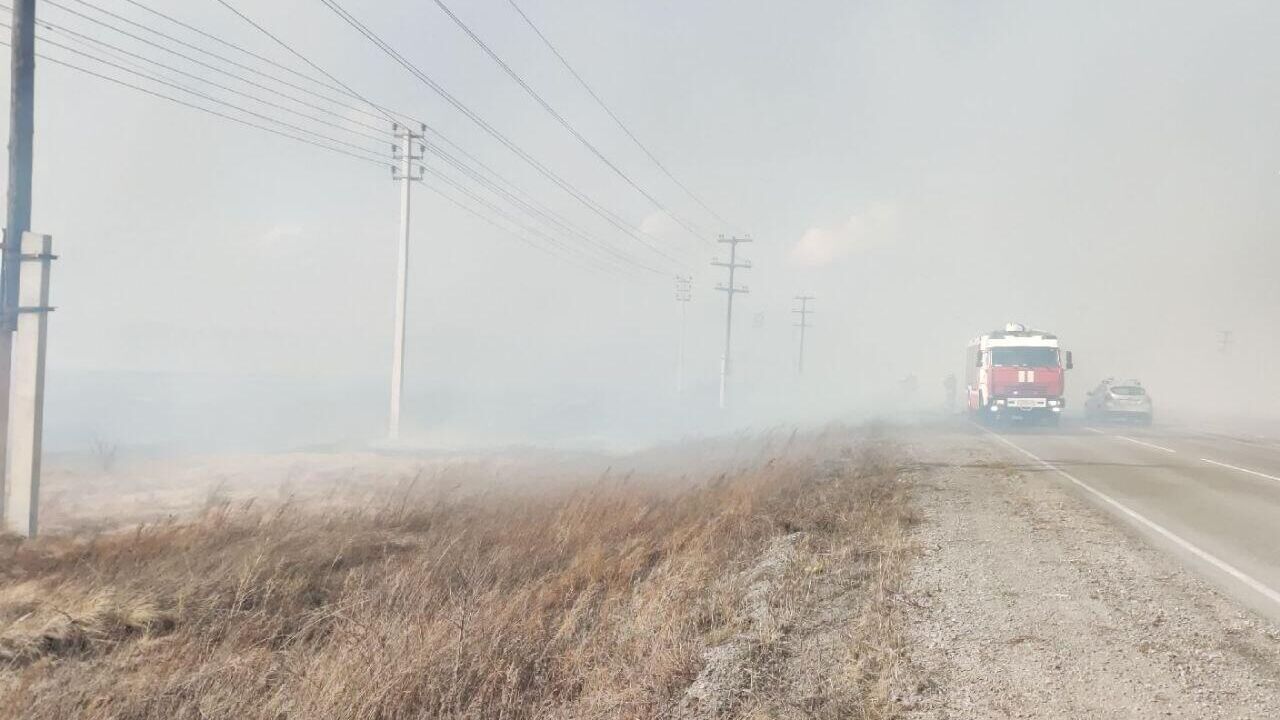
<box><xmin>1048</xmin><ymin>399</ymin><xmax>1061</xmax><ymax>407</ymax></box>
<box><xmin>1051</xmin><ymin>406</ymin><xmax>1062</xmax><ymax>413</ymax></box>
<box><xmin>990</xmin><ymin>404</ymin><xmax>1000</xmax><ymax>412</ymax></box>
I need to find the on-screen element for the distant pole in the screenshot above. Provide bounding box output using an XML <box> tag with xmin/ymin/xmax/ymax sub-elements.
<box><xmin>675</xmin><ymin>275</ymin><xmax>691</xmax><ymax>398</ymax></box>
<box><xmin>792</xmin><ymin>294</ymin><xmax>814</xmax><ymax>374</ymax></box>
<box><xmin>0</xmin><ymin>0</ymin><xmax>37</xmax><ymax>531</ymax></box>
<box><xmin>388</xmin><ymin>123</ymin><xmax>424</xmax><ymax>442</ymax></box>
<box><xmin>1218</xmin><ymin>329</ymin><xmax>1232</xmax><ymax>354</ymax></box>
<box><xmin>713</xmin><ymin>236</ymin><xmax>752</xmax><ymax>409</ymax></box>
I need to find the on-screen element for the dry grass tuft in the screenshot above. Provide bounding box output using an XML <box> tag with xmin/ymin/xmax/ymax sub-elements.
<box><xmin>0</xmin><ymin>430</ymin><xmax>914</xmax><ymax>719</ymax></box>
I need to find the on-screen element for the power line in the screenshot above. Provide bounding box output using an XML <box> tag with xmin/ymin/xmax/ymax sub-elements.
<box><xmin>43</xmin><ymin>0</ymin><xmax>693</xmax><ymax>274</ymax></box>
<box><xmin>35</xmin><ymin>41</ymin><xmax>635</xmax><ymax>277</ymax></box>
<box><xmin>317</xmin><ymin>0</ymin><xmax>687</xmax><ymax>269</ymax></box>
<box><xmin>424</xmin><ymin>181</ymin><xmax>595</xmax><ymax>272</ymax></box>
<box><xmin>503</xmin><ymin>0</ymin><xmax>739</xmax><ymax>234</ymax></box>
<box><xmin>210</xmin><ymin>0</ymin><xmax>670</xmax><ymax>275</ymax></box>
<box><xmin>27</xmin><ymin>28</ymin><xmax>387</xmax><ymax>157</ymax></box>
<box><xmin>117</xmin><ymin>0</ymin><xmax>357</xmax><ymax>97</ymax></box>
<box><xmin>69</xmin><ymin>0</ymin><xmax>344</xmax><ymax>98</ymax></box>
<box><xmin>419</xmin><ymin>126</ymin><xmax>668</xmax><ymax>273</ymax></box>
<box><xmin>422</xmin><ymin>158</ymin><xmax>641</xmax><ymax>277</ymax></box>
<box><xmin>26</xmin><ymin>6</ymin><xmax>394</xmax><ymax>136</ymax></box>
<box><xmin>428</xmin><ymin>0</ymin><xmax>711</xmax><ymax>245</ymax></box>
<box><xmin>38</xmin><ymin>0</ymin><xmax>391</xmax><ymax>125</ymax></box>
<box><xmin>320</xmin><ymin>0</ymin><xmax>683</xmax><ymax>264</ymax></box>
<box><xmin>208</xmin><ymin>0</ymin><xmax>402</xmax><ymax>127</ymax></box>
<box><xmin>15</xmin><ymin>47</ymin><xmax>650</xmax><ymax>282</ymax></box>
<box><xmin>45</xmin><ymin>0</ymin><xmax>664</xmax><ymax>277</ymax></box>
<box><xmin>208</xmin><ymin>0</ymin><xmax>662</xmax><ymax>276</ymax></box>
<box><xmin>23</xmin><ymin>41</ymin><xmax>390</xmax><ymax>166</ymax></box>
<box><xmin>423</xmin><ymin>140</ymin><xmax>657</xmax><ymax>273</ymax></box>
<box><xmin>34</xmin><ymin>28</ymin><xmax>391</xmax><ymax>146</ymax></box>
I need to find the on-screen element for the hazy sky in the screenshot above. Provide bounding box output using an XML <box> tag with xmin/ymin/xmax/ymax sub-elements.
<box><xmin>8</xmin><ymin>0</ymin><xmax>1280</xmax><ymax>449</ymax></box>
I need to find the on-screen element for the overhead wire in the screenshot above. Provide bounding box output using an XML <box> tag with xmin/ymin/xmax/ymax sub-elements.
<box><xmin>209</xmin><ymin>0</ymin><xmax>665</xmax><ymax>275</ymax></box>
<box><xmin>23</xmin><ymin>25</ymin><xmax>388</xmax><ymax>157</ymax></box>
<box><xmin>503</xmin><ymin>0</ymin><xmax>740</xmax><ymax>234</ymax></box>
<box><xmin>208</xmin><ymin>0</ymin><xmax>405</xmax><ymax>128</ymax></box>
<box><xmin>424</xmin><ymin>140</ymin><xmax>662</xmax><ymax>273</ymax></box>
<box><xmin>117</xmin><ymin>0</ymin><xmax>359</xmax><ymax>98</ymax></box>
<box><xmin>421</xmin><ymin>161</ymin><xmax>638</xmax><ymax>277</ymax></box>
<box><xmin>27</xmin><ymin>6</ymin><xmax>394</xmax><ymax>138</ymax></box>
<box><xmin>316</xmin><ymin>0</ymin><xmax>688</xmax><ymax>269</ymax></box>
<box><xmin>15</xmin><ymin>39</ymin><xmax>389</xmax><ymax>166</ymax></box>
<box><xmin>426</xmin><ymin>0</ymin><xmax>711</xmax><ymax>245</ymax></box>
<box><xmin>0</xmin><ymin>25</ymin><xmax>648</xmax><ymax>281</ymax></box>
<box><xmin>423</xmin><ymin>182</ymin><xmax>628</xmax><ymax>278</ymax></box>
<box><xmin>39</xmin><ymin>0</ymin><xmax>393</xmax><ymax>125</ymax></box>
<box><xmin>35</xmin><ymin>28</ymin><xmax>392</xmax><ymax>146</ymax></box>
<box><xmin>33</xmin><ymin>0</ymin><xmax>663</xmax><ymax>277</ymax></box>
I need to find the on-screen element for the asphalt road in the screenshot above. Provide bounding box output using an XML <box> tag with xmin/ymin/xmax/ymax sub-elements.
<box><xmin>980</xmin><ymin>417</ymin><xmax>1280</xmax><ymax>622</ymax></box>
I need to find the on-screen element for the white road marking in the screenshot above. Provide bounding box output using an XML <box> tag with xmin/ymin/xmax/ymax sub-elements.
<box><xmin>1084</xmin><ymin>426</ymin><xmax>1175</xmax><ymax>453</ymax></box>
<box><xmin>1201</xmin><ymin>458</ymin><xmax>1280</xmax><ymax>486</ymax></box>
<box><xmin>1189</xmin><ymin>429</ymin><xmax>1280</xmax><ymax>452</ymax></box>
<box><xmin>981</xmin><ymin>427</ymin><xmax>1280</xmax><ymax>611</ymax></box>
<box><xmin>1117</xmin><ymin>436</ymin><xmax>1176</xmax><ymax>454</ymax></box>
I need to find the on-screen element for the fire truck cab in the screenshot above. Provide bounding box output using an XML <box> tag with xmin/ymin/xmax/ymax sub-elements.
<box><xmin>967</xmin><ymin>323</ymin><xmax>1073</xmax><ymax>424</ymax></box>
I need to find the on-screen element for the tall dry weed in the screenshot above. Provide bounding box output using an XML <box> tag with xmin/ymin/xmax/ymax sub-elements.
<box><xmin>0</xmin><ymin>430</ymin><xmax>911</xmax><ymax>719</ymax></box>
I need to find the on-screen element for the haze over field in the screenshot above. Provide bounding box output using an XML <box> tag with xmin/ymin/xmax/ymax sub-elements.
<box><xmin>10</xmin><ymin>0</ymin><xmax>1280</xmax><ymax>451</ymax></box>
<box><xmin>14</xmin><ymin>4</ymin><xmax>1280</xmax><ymax>718</ymax></box>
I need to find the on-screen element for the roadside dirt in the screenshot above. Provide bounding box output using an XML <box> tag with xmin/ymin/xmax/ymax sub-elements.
<box><xmin>898</xmin><ymin>428</ymin><xmax>1280</xmax><ymax>718</ymax></box>
<box><xmin>673</xmin><ymin>438</ymin><xmax>915</xmax><ymax>720</ymax></box>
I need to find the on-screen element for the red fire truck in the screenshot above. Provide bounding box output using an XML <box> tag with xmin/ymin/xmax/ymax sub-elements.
<box><xmin>967</xmin><ymin>323</ymin><xmax>1073</xmax><ymax>424</ymax></box>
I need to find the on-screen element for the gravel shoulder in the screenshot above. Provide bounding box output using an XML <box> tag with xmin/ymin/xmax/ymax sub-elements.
<box><xmin>900</xmin><ymin>426</ymin><xmax>1280</xmax><ymax>718</ymax></box>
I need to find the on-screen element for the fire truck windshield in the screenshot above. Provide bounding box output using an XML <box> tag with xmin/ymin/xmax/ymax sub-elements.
<box><xmin>990</xmin><ymin>347</ymin><xmax>1059</xmax><ymax>367</ymax></box>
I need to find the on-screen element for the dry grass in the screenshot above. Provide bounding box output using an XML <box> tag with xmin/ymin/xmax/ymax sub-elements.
<box><xmin>0</xmin><ymin>429</ymin><xmax>914</xmax><ymax>719</ymax></box>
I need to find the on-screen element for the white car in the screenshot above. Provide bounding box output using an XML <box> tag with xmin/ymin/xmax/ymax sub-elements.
<box><xmin>1084</xmin><ymin>379</ymin><xmax>1153</xmax><ymax>424</ymax></box>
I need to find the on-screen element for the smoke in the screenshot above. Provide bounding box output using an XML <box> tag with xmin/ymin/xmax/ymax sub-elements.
<box><xmin>23</xmin><ymin>0</ymin><xmax>1280</xmax><ymax>454</ymax></box>
<box><xmin>639</xmin><ymin>211</ymin><xmax>681</xmax><ymax>238</ymax></box>
<box><xmin>789</xmin><ymin>203</ymin><xmax>898</xmax><ymax>268</ymax></box>
<box><xmin>254</xmin><ymin>224</ymin><xmax>306</xmax><ymax>260</ymax></box>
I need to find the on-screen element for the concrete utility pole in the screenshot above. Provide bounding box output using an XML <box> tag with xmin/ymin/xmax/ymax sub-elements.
<box><xmin>675</xmin><ymin>275</ymin><xmax>691</xmax><ymax>398</ymax></box>
<box><xmin>4</xmin><ymin>232</ymin><xmax>52</xmax><ymax>537</ymax></box>
<box><xmin>388</xmin><ymin>123</ymin><xmax>425</xmax><ymax>442</ymax></box>
<box><xmin>792</xmin><ymin>294</ymin><xmax>814</xmax><ymax>374</ymax></box>
<box><xmin>0</xmin><ymin>0</ymin><xmax>37</xmax><ymax>534</ymax></box>
<box><xmin>712</xmin><ymin>236</ymin><xmax>751</xmax><ymax>409</ymax></box>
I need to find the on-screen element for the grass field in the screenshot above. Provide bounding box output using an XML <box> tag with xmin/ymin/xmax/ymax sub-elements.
<box><xmin>0</xmin><ymin>428</ymin><xmax>914</xmax><ymax>719</ymax></box>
